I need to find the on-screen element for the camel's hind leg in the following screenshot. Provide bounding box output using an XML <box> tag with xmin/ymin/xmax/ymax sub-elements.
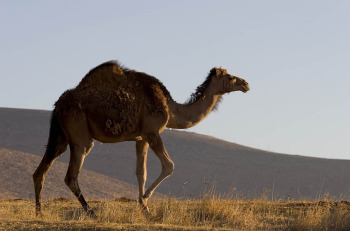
<box><xmin>65</xmin><ymin>142</ymin><xmax>95</xmax><ymax>217</ymax></box>
<box><xmin>33</xmin><ymin>135</ymin><xmax>68</xmax><ymax>214</ymax></box>
<box><xmin>58</xmin><ymin>109</ymin><xmax>96</xmax><ymax>217</ymax></box>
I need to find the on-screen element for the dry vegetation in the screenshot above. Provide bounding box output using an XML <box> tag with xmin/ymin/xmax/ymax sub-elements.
<box><xmin>1</xmin><ymin>193</ymin><xmax>350</xmax><ymax>231</ymax></box>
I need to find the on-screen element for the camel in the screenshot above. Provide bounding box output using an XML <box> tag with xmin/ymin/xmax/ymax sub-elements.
<box><xmin>33</xmin><ymin>60</ymin><xmax>250</xmax><ymax>217</ymax></box>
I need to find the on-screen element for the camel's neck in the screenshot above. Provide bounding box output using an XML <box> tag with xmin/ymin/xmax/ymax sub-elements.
<box><xmin>166</xmin><ymin>84</ymin><xmax>221</xmax><ymax>129</ymax></box>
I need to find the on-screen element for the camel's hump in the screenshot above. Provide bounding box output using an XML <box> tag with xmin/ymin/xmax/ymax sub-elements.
<box><xmin>77</xmin><ymin>61</ymin><xmax>128</xmax><ymax>88</ymax></box>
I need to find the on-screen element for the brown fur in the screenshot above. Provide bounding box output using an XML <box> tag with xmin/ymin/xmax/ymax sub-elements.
<box><xmin>186</xmin><ymin>68</ymin><xmax>229</xmax><ymax>111</ymax></box>
<box><xmin>33</xmin><ymin>61</ymin><xmax>250</xmax><ymax>216</ymax></box>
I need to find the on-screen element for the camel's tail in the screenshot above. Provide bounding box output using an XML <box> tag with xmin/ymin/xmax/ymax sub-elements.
<box><xmin>45</xmin><ymin>108</ymin><xmax>68</xmax><ymax>157</ymax></box>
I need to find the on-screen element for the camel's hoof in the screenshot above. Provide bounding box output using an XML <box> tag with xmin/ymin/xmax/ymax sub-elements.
<box><xmin>35</xmin><ymin>204</ymin><xmax>43</xmax><ymax>218</ymax></box>
<box><xmin>142</xmin><ymin>205</ymin><xmax>150</xmax><ymax>213</ymax></box>
<box><xmin>35</xmin><ymin>211</ymin><xmax>43</xmax><ymax>218</ymax></box>
<box><xmin>86</xmin><ymin>209</ymin><xmax>97</xmax><ymax>219</ymax></box>
<box><xmin>138</xmin><ymin>197</ymin><xmax>150</xmax><ymax>213</ymax></box>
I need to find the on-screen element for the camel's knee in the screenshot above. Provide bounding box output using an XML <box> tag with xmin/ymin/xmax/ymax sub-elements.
<box><xmin>163</xmin><ymin>161</ymin><xmax>174</xmax><ymax>177</ymax></box>
<box><xmin>32</xmin><ymin>171</ymin><xmax>39</xmax><ymax>182</ymax></box>
<box><xmin>136</xmin><ymin>167</ymin><xmax>146</xmax><ymax>178</ymax></box>
<box><xmin>64</xmin><ymin>175</ymin><xmax>81</xmax><ymax>197</ymax></box>
<box><xmin>64</xmin><ymin>175</ymin><xmax>76</xmax><ymax>188</ymax></box>
<box><xmin>136</xmin><ymin>172</ymin><xmax>146</xmax><ymax>182</ymax></box>
<box><xmin>33</xmin><ymin>170</ymin><xmax>44</xmax><ymax>187</ymax></box>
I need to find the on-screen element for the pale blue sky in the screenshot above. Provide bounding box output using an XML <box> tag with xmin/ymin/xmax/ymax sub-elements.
<box><xmin>1</xmin><ymin>1</ymin><xmax>349</xmax><ymax>159</ymax></box>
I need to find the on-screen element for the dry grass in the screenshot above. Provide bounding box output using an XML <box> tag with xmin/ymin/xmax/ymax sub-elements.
<box><xmin>1</xmin><ymin>194</ymin><xmax>350</xmax><ymax>231</ymax></box>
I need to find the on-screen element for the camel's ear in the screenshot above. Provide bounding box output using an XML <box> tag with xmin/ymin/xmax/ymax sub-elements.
<box><xmin>210</xmin><ymin>68</ymin><xmax>217</xmax><ymax>76</ymax></box>
<box><xmin>210</xmin><ymin>68</ymin><xmax>223</xmax><ymax>77</ymax></box>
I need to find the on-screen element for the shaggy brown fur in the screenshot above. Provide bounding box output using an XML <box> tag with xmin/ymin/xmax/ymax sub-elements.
<box><xmin>33</xmin><ymin>60</ymin><xmax>250</xmax><ymax>217</ymax></box>
<box><xmin>186</xmin><ymin>68</ymin><xmax>229</xmax><ymax>111</ymax></box>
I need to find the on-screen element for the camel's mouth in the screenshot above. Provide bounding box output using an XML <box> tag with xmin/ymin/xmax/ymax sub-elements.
<box><xmin>241</xmin><ymin>85</ymin><xmax>250</xmax><ymax>93</ymax></box>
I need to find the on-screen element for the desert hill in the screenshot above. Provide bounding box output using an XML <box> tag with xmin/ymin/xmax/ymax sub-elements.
<box><xmin>0</xmin><ymin>148</ymin><xmax>141</xmax><ymax>199</ymax></box>
<box><xmin>1</xmin><ymin>107</ymin><xmax>350</xmax><ymax>200</ymax></box>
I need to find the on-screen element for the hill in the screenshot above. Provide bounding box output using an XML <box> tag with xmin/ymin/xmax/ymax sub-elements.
<box><xmin>1</xmin><ymin>107</ymin><xmax>350</xmax><ymax>199</ymax></box>
<box><xmin>0</xmin><ymin>148</ymin><xmax>141</xmax><ymax>199</ymax></box>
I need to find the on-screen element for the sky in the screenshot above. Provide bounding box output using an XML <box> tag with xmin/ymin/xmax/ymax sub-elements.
<box><xmin>1</xmin><ymin>1</ymin><xmax>349</xmax><ymax>160</ymax></box>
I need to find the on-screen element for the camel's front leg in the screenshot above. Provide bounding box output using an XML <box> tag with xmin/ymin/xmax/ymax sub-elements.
<box><xmin>135</xmin><ymin>140</ymin><xmax>149</xmax><ymax>210</ymax></box>
<box><xmin>141</xmin><ymin>134</ymin><xmax>174</xmax><ymax>209</ymax></box>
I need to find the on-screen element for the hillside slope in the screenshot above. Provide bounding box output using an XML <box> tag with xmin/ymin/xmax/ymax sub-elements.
<box><xmin>1</xmin><ymin>107</ymin><xmax>350</xmax><ymax>199</ymax></box>
<box><xmin>0</xmin><ymin>148</ymin><xmax>141</xmax><ymax>199</ymax></box>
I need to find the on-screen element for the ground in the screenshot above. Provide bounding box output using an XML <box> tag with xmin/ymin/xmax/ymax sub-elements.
<box><xmin>1</xmin><ymin>195</ymin><xmax>350</xmax><ymax>231</ymax></box>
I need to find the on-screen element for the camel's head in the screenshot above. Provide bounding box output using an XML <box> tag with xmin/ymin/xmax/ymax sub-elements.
<box><xmin>211</xmin><ymin>68</ymin><xmax>250</xmax><ymax>94</ymax></box>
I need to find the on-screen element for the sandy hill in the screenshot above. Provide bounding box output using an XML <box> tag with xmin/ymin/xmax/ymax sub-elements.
<box><xmin>0</xmin><ymin>148</ymin><xmax>140</xmax><ymax>199</ymax></box>
<box><xmin>1</xmin><ymin>107</ymin><xmax>350</xmax><ymax>200</ymax></box>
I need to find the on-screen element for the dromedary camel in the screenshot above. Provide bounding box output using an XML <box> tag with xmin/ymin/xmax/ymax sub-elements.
<box><xmin>33</xmin><ymin>60</ymin><xmax>249</xmax><ymax>217</ymax></box>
